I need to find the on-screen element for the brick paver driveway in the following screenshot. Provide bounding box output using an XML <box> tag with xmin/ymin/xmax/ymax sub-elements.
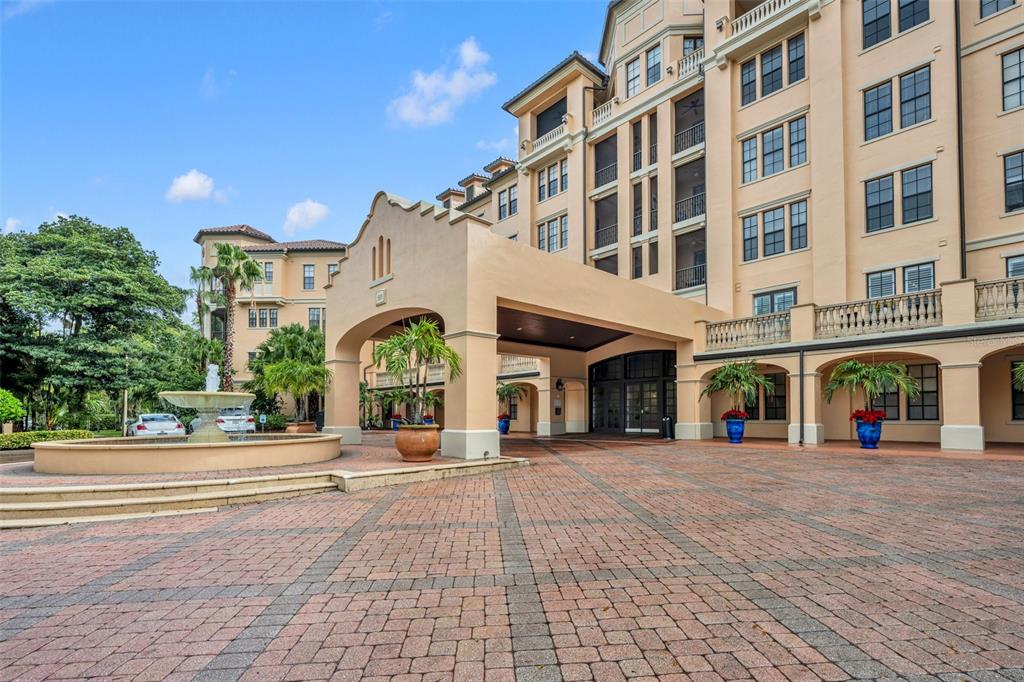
<box><xmin>2</xmin><ymin>438</ymin><xmax>1023</xmax><ymax>681</ymax></box>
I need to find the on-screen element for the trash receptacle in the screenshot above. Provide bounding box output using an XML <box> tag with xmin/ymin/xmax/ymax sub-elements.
<box><xmin>661</xmin><ymin>415</ymin><xmax>675</xmax><ymax>439</ymax></box>
<box><xmin>315</xmin><ymin>410</ymin><xmax>325</xmax><ymax>432</ymax></box>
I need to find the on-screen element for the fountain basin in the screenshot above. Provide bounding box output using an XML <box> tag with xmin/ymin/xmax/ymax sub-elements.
<box><xmin>32</xmin><ymin>433</ymin><xmax>342</xmax><ymax>475</ymax></box>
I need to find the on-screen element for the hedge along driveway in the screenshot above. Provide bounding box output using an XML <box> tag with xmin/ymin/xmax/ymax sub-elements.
<box><xmin>0</xmin><ymin>430</ymin><xmax>93</xmax><ymax>450</ymax></box>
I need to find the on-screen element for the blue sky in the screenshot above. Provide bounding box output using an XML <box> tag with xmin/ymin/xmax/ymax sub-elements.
<box><xmin>1</xmin><ymin>0</ymin><xmax>605</xmax><ymax>289</ymax></box>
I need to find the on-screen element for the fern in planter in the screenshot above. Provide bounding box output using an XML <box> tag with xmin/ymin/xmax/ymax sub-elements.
<box><xmin>700</xmin><ymin>361</ymin><xmax>772</xmax><ymax>443</ymax></box>
<box><xmin>824</xmin><ymin>359</ymin><xmax>919</xmax><ymax>449</ymax></box>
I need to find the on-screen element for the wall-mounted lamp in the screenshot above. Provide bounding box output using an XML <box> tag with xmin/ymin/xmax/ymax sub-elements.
<box><xmin>555</xmin><ymin>378</ymin><xmax>565</xmax><ymax>392</ymax></box>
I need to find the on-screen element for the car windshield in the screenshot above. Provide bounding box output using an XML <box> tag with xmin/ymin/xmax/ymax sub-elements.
<box><xmin>219</xmin><ymin>408</ymin><xmax>248</xmax><ymax>417</ymax></box>
<box><xmin>142</xmin><ymin>414</ymin><xmax>176</xmax><ymax>422</ymax></box>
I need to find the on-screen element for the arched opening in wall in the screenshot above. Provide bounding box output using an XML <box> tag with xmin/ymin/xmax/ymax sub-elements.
<box><xmin>980</xmin><ymin>341</ymin><xmax>1024</xmax><ymax>445</ymax></box>
<box><xmin>589</xmin><ymin>351</ymin><xmax>676</xmax><ymax>434</ymax></box>
<box><xmin>385</xmin><ymin>238</ymin><xmax>392</xmax><ymax>275</ymax></box>
<box><xmin>815</xmin><ymin>351</ymin><xmax>943</xmax><ymax>444</ymax></box>
<box><xmin>377</xmin><ymin>236</ymin><xmax>385</xmax><ymax>278</ymax></box>
<box><xmin>371</xmin><ymin>246</ymin><xmax>378</xmax><ymax>280</ymax></box>
<box><xmin>507</xmin><ymin>383</ymin><xmax>539</xmax><ymax>434</ymax></box>
<box><xmin>700</xmin><ymin>362</ymin><xmax>790</xmax><ymax>441</ymax></box>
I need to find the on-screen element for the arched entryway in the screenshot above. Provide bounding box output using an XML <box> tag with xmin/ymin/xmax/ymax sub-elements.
<box><xmin>699</xmin><ymin>362</ymin><xmax>791</xmax><ymax>440</ymax></box>
<box><xmin>589</xmin><ymin>351</ymin><xmax>676</xmax><ymax>434</ymax></box>
<box><xmin>980</xmin><ymin>342</ymin><xmax>1024</xmax><ymax>445</ymax></box>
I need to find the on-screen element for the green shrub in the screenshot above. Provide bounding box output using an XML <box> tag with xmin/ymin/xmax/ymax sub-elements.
<box><xmin>0</xmin><ymin>430</ymin><xmax>94</xmax><ymax>450</ymax></box>
<box><xmin>0</xmin><ymin>389</ymin><xmax>26</xmax><ymax>424</ymax></box>
<box><xmin>262</xmin><ymin>413</ymin><xmax>288</xmax><ymax>431</ymax></box>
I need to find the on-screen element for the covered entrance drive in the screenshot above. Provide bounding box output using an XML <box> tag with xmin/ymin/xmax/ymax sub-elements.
<box><xmin>323</xmin><ymin>192</ymin><xmax>720</xmax><ymax>459</ymax></box>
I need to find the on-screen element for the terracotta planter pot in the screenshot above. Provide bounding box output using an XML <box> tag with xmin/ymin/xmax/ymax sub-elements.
<box><xmin>285</xmin><ymin>421</ymin><xmax>317</xmax><ymax>434</ymax></box>
<box><xmin>395</xmin><ymin>424</ymin><xmax>441</xmax><ymax>462</ymax></box>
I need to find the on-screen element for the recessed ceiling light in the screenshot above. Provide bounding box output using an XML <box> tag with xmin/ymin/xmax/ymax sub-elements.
<box><xmin>516</xmin><ymin>327</ymin><xmax>523</xmax><ymax>331</ymax></box>
<box><xmin>569</xmin><ymin>335</ymin><xmax>576</xmax><ymax>340</ymax></box>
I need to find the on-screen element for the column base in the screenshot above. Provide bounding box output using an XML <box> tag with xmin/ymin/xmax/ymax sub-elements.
<box><xmin>564</xmin><ymin>420</ymin><xmax>587</xmax><ymax>434</ymax></box>
<box><xmin>441</xmin><ymin>429</ymin><xmax>501</xmax><ymax>460</ymax></box>
<box><xmin>676</xmin><ymin>422</ymin><xmax>713</xmax><ymax>440</ymax></box>
<box><xmin>788</xmin><ymin>423</ymin><xmax>825</xmax><ymax>445</ymax></box>
<box><xmin>322</xmin><ymin>425</ymin><xmax>362</xmax><ymax>445</ymax></box>
<box><xmin>536</xmin><ymin>421</ymin><xmax>566</xmax><ymax>437</ymax></box>
<box><xmin>940</xmin><ymin>425</ymin><xmax>985</xmax><ymax>451</ymax></box>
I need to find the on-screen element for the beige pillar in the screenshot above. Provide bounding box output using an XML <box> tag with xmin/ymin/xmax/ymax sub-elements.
<box><xmin>535</xmin><ymin>381</ymin><xmax>560</xmax><ymax>437</ymax></box>
<box><xmin>676</xmin><ymin>341</ymin><xmax>712</xmax><ymax>439</ymax></box>
<box><xmin>788</xmin><ymin>371</ymin><xmax>825</xmax><ymax>445</ymax></box>
<box><xmin>939</xmin><ymin>279</ymin><xmax>977</xmax><ymax>327</ymax></box>
<box><xmin>441</xmin><ymin>330</ymin><xmax>501</xmax><ymax>459</ymax></box>
<box><xmin>563</xmin><ymin>382</ymin><xmax>588</xmax><ymax>433</ymax></box>
<box><xmin>323</xmin><ymin>357</ymin><xmax>362</xmax><ymax>445</ymax></box>
<box><xmin>789</xmin><ymin>304</ymin><xmax>816</xmax><ymax>343</ymax></box>
<box><xmin>939</xmin><ymin>362</ymin><xmax>985</xmax><ymax>451</ymax></box>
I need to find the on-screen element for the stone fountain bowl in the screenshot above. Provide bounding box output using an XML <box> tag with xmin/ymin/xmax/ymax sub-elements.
<box><xmin>158</xmin><ymin>390</ymin><xmax>256</xmax><ymax>411</ymax></box>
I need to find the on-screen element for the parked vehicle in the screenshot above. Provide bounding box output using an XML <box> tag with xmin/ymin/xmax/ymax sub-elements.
<box><xmin>127</xmin><ymin>413</ymin><xmax>185</xmax><ymax>437</ymax></box>
<box><xmin>190</xmin><ymin>407</ymin><xmax>256</xmax><ymax>434</ymax></box>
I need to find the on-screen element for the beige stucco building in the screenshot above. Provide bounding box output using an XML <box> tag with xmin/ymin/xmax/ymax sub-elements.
<box><xmin>205</xmin><ymin>0</ymin><xmax>1024</xmax><ymax>458</ymax></box>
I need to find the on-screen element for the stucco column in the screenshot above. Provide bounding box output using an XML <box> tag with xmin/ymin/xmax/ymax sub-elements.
<box><xmin>535</xmin><ymin>381</ymin><xmax>560</xmax><ymax>437</ymax></box>
<box><xmin>939</xmin><ymin>362</ymin><xmax>985</xmax><ymax>451</ymax></box>
<box><xmin>788</xmin><ymin>371</ymin><xmax>825</xmax><ymax>445</ymax></box>
<box><xmin>323</xmin><ymin>357</ymin><xmax>362</xmax><ymax>445</ymax></box>
<box><xmin>441</xmin><ymin>330</ymin><xmax>501</xmax><ymax>459</ymax></box>
<box><xmin>676</xmin><ymin>375</ymin><xmax>712</xmax><ymax>439</ymax></box>
<box><xmin>563</xmin><ymin>382</ymin><xmax>588</xmax><ymax>433</ymax></box>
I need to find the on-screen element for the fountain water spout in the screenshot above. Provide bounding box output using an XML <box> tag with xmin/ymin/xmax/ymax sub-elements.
<box><xmin>159</xmin><ymin>364</ymin><xmax>255</xmax><ymax>444</ymax></box>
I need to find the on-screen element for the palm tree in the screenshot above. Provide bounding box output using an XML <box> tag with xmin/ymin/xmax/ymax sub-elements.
<box><xmin>1014</xmin><ymin>362</ymin><xmax>1024</xmax><ymax>392</ymax></box>
<box><xmin>496</xmin><ymin>382</ymin><xmax>526</xmax><ymax>416</ymax></box>
<box><xmin>824</xmin><ymin>359</ymin><xmax>919</xmax><ymax>409</ymax></box>
<box><xmin>700</xmin><ymin>360</ymin><xmax>774</xmax><ymax>412</ymax></box>
<box><xmin>188</xmin><ymin>265</ymin><xmax>215</xmax><ymax>337</ymax></box>
<box><xmin>245</xmin><ymin>324</ymin><xmax>325</xmax><ymax>414</ymax></box>
<box><xmin>262</xmin><ymin>359</ymin><xmax>332</xmax><ymax>422</ymax></box>
<box><xmin>209</xmin><ymin>243</ymin><xmax>263</xmax><ymax>391</ymax></box>
<box><xmin>371</xmin><ymin>318</ymin><xmax>462</xmax><ymax>424</ymax></box>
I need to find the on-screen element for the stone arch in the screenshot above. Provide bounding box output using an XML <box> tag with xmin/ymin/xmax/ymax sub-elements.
<box><xmin>979</xmin><ymin>341</ymin><xmax>1024</xmax><ymax>444</ymax></box>
<box><xmin>698</xmin><ymin>360</ymin><xmax>793</xmax><ymax>440</ymax></box>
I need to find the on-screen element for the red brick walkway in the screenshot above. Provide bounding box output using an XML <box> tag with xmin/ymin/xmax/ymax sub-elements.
<box><xmin>2</xmin><ymin>438</ymin><xmax>1022</xmax><ymax>681</ymax></box>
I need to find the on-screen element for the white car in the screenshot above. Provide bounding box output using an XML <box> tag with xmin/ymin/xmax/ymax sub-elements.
<box><xmin>191</xmin><ymin>407</ymin><xmax>256</xmax><ymax>434</ymax></box>
<box><xmin>128</xmin><ymin>413</ymin><xmax>185</xmax><ymax>437</ymax></box>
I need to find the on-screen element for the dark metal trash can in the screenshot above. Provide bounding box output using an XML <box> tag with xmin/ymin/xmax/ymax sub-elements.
<box><xmin>315</xmin><ymin>411</ymin><xmax>325</xmax><ymax>432</ymax></box>
<box><xmin>661</xmin><ymin>415</ymin><xmax>675</xmax><ymax>439</ymax></box>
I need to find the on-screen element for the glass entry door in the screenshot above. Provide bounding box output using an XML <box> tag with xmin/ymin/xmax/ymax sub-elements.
<box><xmin>625</xmin><ymin>381</ymin><xmax>660</xmax><ymax>432</ymax></box>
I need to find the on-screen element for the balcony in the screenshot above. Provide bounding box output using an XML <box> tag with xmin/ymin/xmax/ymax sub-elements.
<box><xmin>674</xmin><ymin>192</ymin><xmax>706</xmax><ymax>223</ymax></box>
<box><xmin>731</xmin><ymin>0</ymin><xmax>800</xmax><ymax>37</ymax></box>
<box><xmin>498</xmin><ymin>354</ymin><xmax>539</xmax><ymax>376</ymax></box>
<box><xmin>677</xmin><ymin>48</ymin><xmax>704</xmax><ymax>80</ymax></box>
<box><xmin>976</xmin><ymin>277</ymin><xmax>1023</xmax><ymax>321</ymax></box>
<box><xmin>706</xmin><ymin>312</ymin><xmax>791</xmax><ymax>351</ymax></box>
<box><xmin>592</xmin><ymin>99</ymin><xmax>615</xmax><ymax>127</ymax></box>
<box><xmin>815</xmin><ymin>291</ymin><xmax>942</xmax><ymax>339</ymax></box>
<box><xmin>674</xmin><ymin>121</ymin><xmax>705</xmax><ymax>155</ymax></box>
<box><xmin>632</xmin><ymin>150</ymin><xmax>642</xmax><ymax>172</ymax></box>
<box><xmin>675</xmin><ymin>263</ymin><xmax>706</xmax><ymax>290</ymax></box>
<box><xmin>632</xmin><ymin>211</ymin><xmax>643</xmax><ymax>237</ymax></box>
<box><xmin>532</xmin><ymin>123</ymin><xmax>566</xmax><ymax>152</ymax></box>
<box><xmin>595</xmin><ymin>223</ymin><xmax>618</xmax><ymax>249</ymax></box>
<box><xmin>595</xmin><ymin>162</ymin><xmax>617</xmax><ymax>188</ymax></box>
<box><xmin>649</xmin><ymin>143</ymin><xmax>658</xmax><ymax>165</ymax></box>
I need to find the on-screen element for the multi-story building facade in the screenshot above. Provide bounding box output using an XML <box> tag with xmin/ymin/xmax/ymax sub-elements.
<box><xmin>194</xmin><ymin>225</ymin><xmax>346</xmax><ymax>384</ymax></box>
<box><xmin>323</xmin><ymin>0</ymin><xmax>1022</xmax><ymax>457</ymax></box>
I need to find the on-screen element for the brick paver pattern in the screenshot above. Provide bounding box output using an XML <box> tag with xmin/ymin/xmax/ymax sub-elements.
<box><xmin>2</xmin><ymin>437</ymin><xmax>1023</xmax><ymax>681</ymax></box>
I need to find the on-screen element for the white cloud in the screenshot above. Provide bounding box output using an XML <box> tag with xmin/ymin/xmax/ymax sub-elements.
<box><xmin>284</xmin><ymin>199</ymin><xmax>329</xmax><ymax>235</ymax></box>
<box><xmin>3</xmin><ymin>218</ymin><xmax>22</xmax><ymax>234</ymax></box>
<box><xmin>201</xmin><ymin>68</ymin><xmax>236</xmax><ymax>97</ymax></box>
<box><xmin>476</xmin><ymin>123</ymin><xmax>519</xmax><ymax>154</ymax></box>
<box><xmin>165</xmin><ymin>169</ymin><xmax>228</xmax><ymax>203</ymax></box>
<box><xmin>374</xmin><ymin>9</ymin><xmax>393</xmax><ymax>30</ymax></box>
<box><xmin>3</xmin><ymin>0</ymin><xmax>52</xmax><ymax>21</ymax></box>
<box><xmin>387</xmin><ymin>37</ymin><xmax>496</xmax><ymax>128</ymax></box>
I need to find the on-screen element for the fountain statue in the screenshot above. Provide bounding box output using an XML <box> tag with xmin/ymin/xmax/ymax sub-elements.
<box><xmin>160</xmin><ymin>364</ymin><xmax>256</xmax><ymax>444</ymax></box>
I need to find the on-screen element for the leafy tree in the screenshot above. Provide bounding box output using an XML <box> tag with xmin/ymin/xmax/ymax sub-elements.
<box><xmin>496</xmin><ymin>382</ymin><xmax>526</xmax><ymax>417</ymax></box>
<box><xmin>263</xmin><ymin>359</ymin><xmax>332</xmax><ymax>422</ymax></box>
<box><xmin>245</xmin><ymin>324</ymin><xmax>324</xmax><ymax>418</ymax></box>
<box><xmin>0</xmin><ymin>388</ymin><xmax>25</xmax><ymax>424</ymax></box>
<box><xmin>701</xmin><ymin>360</ymin><xmax>774</xmax><ymax>412</ymax></box>
<box><xmin>371</xmin><ymin>318</ymin><xmax>462</xmax><ymax>424</ymax></box>
<box><xmin>207</xmin><ymin>243</ymin><xmax>263</xmax><ymax>391</ymax></box>
<box><xmin>824</xmin><ymin>359</ymin><xmax>919</xmax><ymax>410</ymax></box>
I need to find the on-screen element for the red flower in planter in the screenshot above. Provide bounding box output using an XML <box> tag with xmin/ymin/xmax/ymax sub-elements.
<box><xmin>850</xmin><ymin>409</ymin><xmax>887</xmax><ymax>424</ymax></box>
<box><xmin>390</xmin><ymin>414</ymin><xmax>404</xmax><ymax>420</ymax></box>
<box><xmin>497</xmin><ymin>413</ymin><xmax>511</xmax><ymax>420</ymax></box>
<box><xmin>721</xmin><ymin>409</ymin><xmax>749</xmax><ymax>421</ymax></box>
<box><xmin>422</xmin><ymin>414</ymin><xmax>433</xmax><ymax>420</ymax></box>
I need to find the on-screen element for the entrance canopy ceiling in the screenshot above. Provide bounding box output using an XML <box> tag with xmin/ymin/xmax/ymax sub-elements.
<box><xmin>497</xmin><ymin>307</ymin><xmax>629</xmax><ymax>351</ymax></box>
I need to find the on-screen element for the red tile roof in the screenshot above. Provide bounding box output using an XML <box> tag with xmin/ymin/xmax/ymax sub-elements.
<box><xmin>243</xmin><ymin>239</ymin><xmax>346</xmax><ymax>253</ymax></box>
<box><xmin>193</xmin><ymin>224</ymin><xmax>275</xmax><ymax>244</ymax></box>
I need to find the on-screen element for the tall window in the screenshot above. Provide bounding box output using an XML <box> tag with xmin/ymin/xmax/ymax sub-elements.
<box><xmin>303</xmin><ymin>264</ymin><xmax>314</xmax><ymax>290</ymax></box>
<box><xmin>866</xmin><ymin>175</ymin><xmax>895</xmax><ymax>232</ymax></box>
<box><xmin>742</xmin><ymin>137</ymin><xmax>758</xmax><ymax>182</ymax></box>
<box><xmin>863</xmin><ymin>0</ymin><xmax>891</xmax><ymax>49</ymax></box>
<box><xmin>269</xmin><ymin>309</ymin><xmax>278</xmax><ymax>328</ymax></box>
<box><xmin>631</xmin><ymin>245</ymin><xmax>643</xmax><ymax>279</ymax></box>
<box><xmin>898</xmin><ymin>0</ymin><xmax>929</xmax><ymax>32</ymax></box>
<box><xmin>649</xmin><ymin>113</ymin><xmax>658</xmax><ymax>164</ymax></box>
<box><xmin>632</xmin><ymin>183</ymin><xmax>643</xmax><ymax>236</ymax></box>
<box><xmin>1006</xmin><ymin>152</ymin><xmax>1024</xmax><ymax>213</ymax></box>
<box><xmin>508</xmin><ymin>395</ymin><xmax>518</xmax><ymax>421</ymax></box>
<box><xmin>1009</xmin><ymin>255</ymin><xmax>1024</xmax><ymax>277</ymax></box>
<box><xmin>248</xmin><ymin>309</ymin><xmax>257</xmax><ymax>328</ymax></box>
<box><xmin>762</xmin><ymin>126</ymin><xmax>784</xmax><ymax>176</ymax></box>
<box><xmin>626</xmin><ymin>58</ymin><xmax>641</xmax><ymax>97</ymax></box>
<box><xmin>753</xmin><ymin>288</ymin><xmax>796</xmax><ymax>314</ymax></box>
<box><xmin>1013</xmin><ymin>361</ymin><xmax>1024</xmax><ymax>420</ymax></box>
<box><xmin>327</xmin><ymin>263</ymin><xmax>338</xmax><ymax>277</ymax></box>
<box><xmin>263</xmin><ymin>262</ymin><xmax>274</xmax><ymax>282</ymax></box>
<box><xmin>902</xmin><ymin>163</ymin><xmax>933</xmax><ymax>223</ymax></box>
<box><xmin>559</xmin><ymin>215</ymin><xmax>569</xmax><ymax>250</ymax></box>
<box><xmin>871</xmin><ymin>382</ymin><xmax>900</xmax><ymax>420</ymax></box>
<box><xmin>741</xmin><ymin>60</ymin><xmax>757</xmax><ymax>105</ymax></box>
<box><xmin>540</xmin><ymin>215</ymin><xmax>568</xmax><ymax>253</ymax></box>
<box><xmin>788</xmin><ymin>33</ymin><xmax>805</xmax><ymax>83</ymax></box>
<box><xmin>982</xmin><ymin>0</ymin><xmax>1015</xmax><ymax>18</ymax></box>
<box><xmin>764</xmin><ymin>373</ymin><xmax>787</xmax><ymax>420</ymax></box>
<box><xmin>308</xmin><ymin>307</ymin><xmax>321</xmax><ymax>330</ymax></box>
<box><xmin>560</xmin><ymin>159</ymin><xmax>568</xmax><ymax>192</ymax></box>
<box><xmin>683</xmin><ymin>37</ymin><xmax>704</xmax><ymax>55</ymax></box>
<box><xmin>789</xmin><ymin>117</ymin><xmax>806</xmax><ymax>166</ymax></box>
<box><xmin>258</xmin><ymin>308</ymin><xmax>268</xmax><ymax>328</ymax></box>
<box><xmin>761</xmin><ymin>45</ymin><xmax>783</xmax><ymax>96</ymax></box>
<box><xmin>763</xmin><ymin>207</ymin><xmax>785</xmax><ymax>257</ymax></box>
<box><xmin>1005</xmin><ymin>48</ymin><xmax>1023</xmax><ymax>112</ymax></box>
<box><xmin>649</xmin><ymin>241</ymin><xmax>659</xmax><ymax>275</ymax></box>
<box><xmin>538</xmin><ymin>223</ymin><xmax>546</xmax><ymax>251</ymax></box>
<box><xmin>790</xmin><ymin>200</ymin><xmax>808</xmax><ymax>250</ymax></box>
<box><xmin>867</xmin><ymin>269</ymin><xmax>896</xmax><ymax>298</ymax></box>
<box><xmin>547</xmin><ymin>218</ymin><xmax>559</xmax><ymax>252</ymax></box>
<box><xmin>498</xmin><ymin>189</ymin><xmax>509</xmax><ymax>220</ymax></box>
<box><xmin>646</xmin><ymin>45</ymin><xmax>662</xmax><ymax>86</ymax></box>
<box><xmin>864</xmin><ymin>82</ymin><xmax>893</xmax><ymax>140</ymax></box>
<box><xmin>904</xmin><ymin>262</ymin><xmax>935</xmax><ymax>292</ymax></box>
<box><xmin>537</xmin><ymin>168</ymin><xmax>546</xmax><ymax>201</ymax></box>
<box><xmin>743</xmin><ymin>215</ymin><xmax>759</xmax><ymax>261</ymax></box>
<box><xmin>900</xmin><ymin>66</ymin><xmax>931</xmax><ymax>127</ymax></box>
<box><xmin>509</xmin><ymin>185</ymin><xmax>518</xmax><ymax>215</ymax></box>
<box><xmin>547</xmin><ymin>163</ymin><xmax>558</xmax><ymax>197</ymax></box>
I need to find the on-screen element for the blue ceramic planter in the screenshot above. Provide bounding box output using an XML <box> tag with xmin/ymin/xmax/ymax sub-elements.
<box><xmin>422</xmin><ymin>418</ymin><xmax>434</xmax><ymax>425</ymax></box>
<box><xmin>725</xmin><ymin>418</ymin><xmax>745</xmax><ymax>444</ymax></box>
<box><xmin>391</xmin><ymin>419</ymin><xmax>401</xmax><ymax>431</ymax></box>
<box><xmin>855</xmin><ymin>419</ymin><xmax>882</xmax><ymax>449</ymax></box>
<box><xmin>497</xmin><ymin>418</ymin><xmax>511</xmax><ymax>435</ymax></box>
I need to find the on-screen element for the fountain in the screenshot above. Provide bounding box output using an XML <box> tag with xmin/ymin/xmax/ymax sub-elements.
<box><xmin>32</xmin><ymin>364</ymin><xmax>343</xmax><ymax>474</ymax></box>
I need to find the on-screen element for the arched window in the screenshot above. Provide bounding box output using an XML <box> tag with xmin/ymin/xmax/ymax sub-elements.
<box><xmin>385</xmin><ymin>238</ymin><xmax>392</xmax><ymax>275</ymax></box>
<box><xmin>371</xmin><ymin>246</ymin><xmax>378</xmax><ymax>280</ymax></box>
<box><xmin>377</xmin><ymin>236</ymin><xmax>385</xmax><ymax>278</ymax></box>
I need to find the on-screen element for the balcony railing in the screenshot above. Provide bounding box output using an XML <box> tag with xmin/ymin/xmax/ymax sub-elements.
<box><xmin>241</xmin><ymin>282</ymin><xmax>274</xmax><ymax>299</ymax></box>
<box><xmin>632</xmin><ymin>212</ymin><xmax>642</xmax><ymax>236</ymax></box>
<box><xmin>595</xmin><ymin>224</ymin><xmax>618</xmax><ymax>248</ymax></box>
<box><xmin>499</xmin><ymin>355</ymin><xmax>539</xmax><ymax>375</ymax></box>
<box><xmin>815</xmin><ymin>291</ymin><xmax>942</xmax><ymax>338</ymax></box>
<box><xmin>632</xmin><ymin>150</ymin><xmax>642</xmax><ymax>172</ymax></box>
<box><xmin>649</xmin><ymin>143</ymin><xmax>658</xmax><ymax>165</ymax></box>
<box><xmin>650</xmin><ymin>209</ymin><xmax>658</xmax><ymax>228</ymax></box>
<box><xmin>674</xmin><ymin>192</ymin><xmax>706</xmax><ymax>223</ymax></box>
<box><xmin>976</xmin><ymin>277</ymin><xmax>1024</xmax><ymax>321</ymax></box>
<box><xmin>731</xmin><ymin>0</ymin><xmax>799</xmax><ymax>37</ymax></box>
<box><xmin>595</xmin><ymin>162</ymin><xmax>617</xmax><ymax>187</ymax></box>
<box><xmin>674</xmin><ymin>121</ymin><xmax>705</xmax><ymax>154</ymax></box>
<box><xmin>533</xmin><ymin>123</ymin><xmax>566</xmax><ymax>151</ymax></box>
<box><xmin>678</xmin><ymin>48</ymin><xmax>704</xmax><ymax>79</ymax></box>
<box><xmin>707</xmin><ymin>312</ymin><xmax>791</xmax><ymax>351</ymax></box>
<box><xmin>675</xmin><ymin>263</ymin><xmax>706</xmax><ymax>290</ymax></box>
<box><xmin>426</xmin><ymin>363</ymin><xmax>446</xmax><ymax>383</ymax></box>
<box><xmin>592</xmin><ymin>100</ymin><xmax>614</xmax><ymax>126</ymax></box>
